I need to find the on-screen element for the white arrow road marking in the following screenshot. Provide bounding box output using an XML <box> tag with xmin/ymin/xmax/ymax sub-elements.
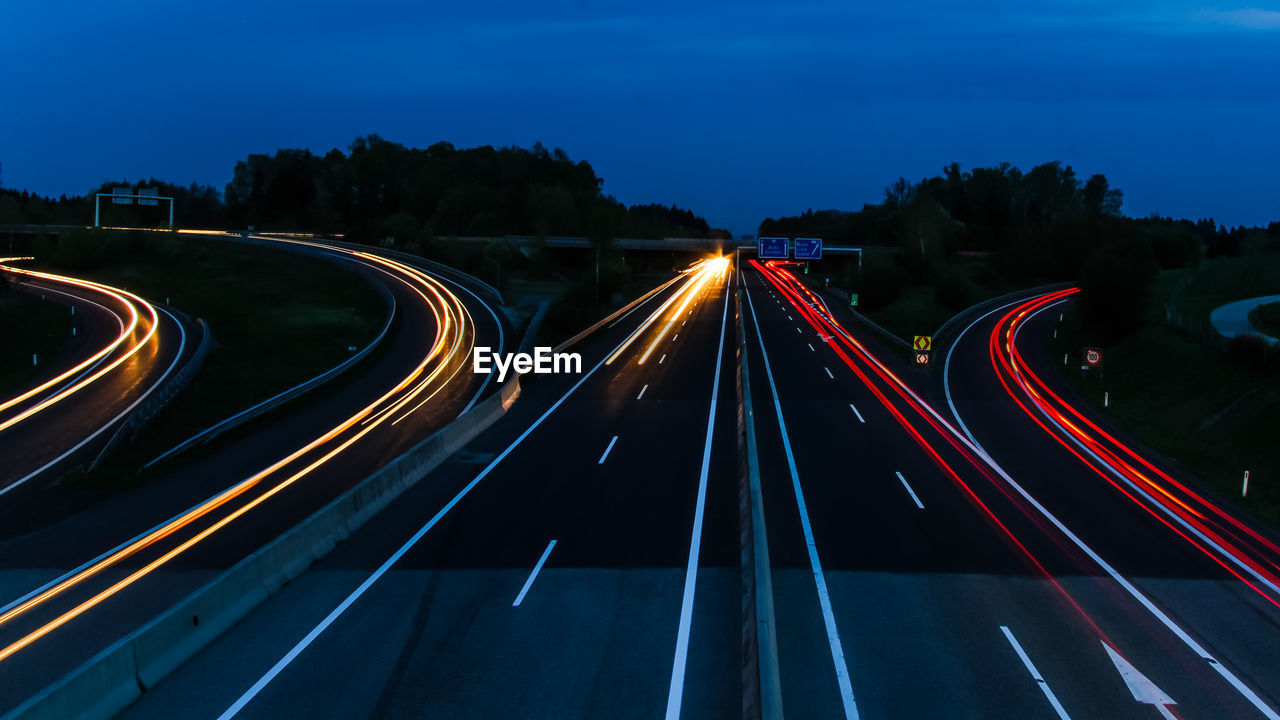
<box><xmin>1104</xmin><ymin>642</ymin><xmax>1177</xmax><ymax>716</ymax></box>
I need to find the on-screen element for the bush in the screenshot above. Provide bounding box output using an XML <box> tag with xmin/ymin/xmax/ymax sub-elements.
<box><xmin>934</xmin><ymin>267</ymin><xmax>977</xmax><ymax>310</ymax></box>
<box><xmin>1078</xmin><ymin>237</ymin><xmax>1158</xmax><ymax>343</ymax></box>
<box><xmin>855</xmin><ymin>257</ymin><xmax>909</xmax><ymax>311</ymax></box>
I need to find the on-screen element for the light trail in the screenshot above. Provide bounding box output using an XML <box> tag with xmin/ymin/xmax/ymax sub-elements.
<box><xmin>0</xmin><ymin>237</ymin><xmax>482</xmax><ymax>665</ymax></box>
<box><xmin>753</xmin><ymin>261</ymin><xmax>1280</xmax><ymax>717</ymax></box>
<box><xmin>989</xmin><ymin>290</ymin><xmax>1280</xmax><ymax>606</ymax></box>
<box><xmin>0</xmin><ymin>262</ymin><xmax>159</xmax><ymax>432</ymax></box>
<box><xmin>638</xmin><ymin>257</ymin><xmax>728</xmax><ymax>364</ymax></box>
<box><xmin>605</xmin><ymin>259</ymin><xmax>713</xmax><ymax>366</ymax></box>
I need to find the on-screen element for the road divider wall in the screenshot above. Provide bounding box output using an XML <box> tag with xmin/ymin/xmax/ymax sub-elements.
<box><xmin>734</xmin><ymin>289</ymin><xmax>784</xmax><ymax>720</ymax></box>
<box><xmin>5</xmin><ymin>378</ymin><xmax>521</xmax><ymax>720</ymax></box>
<box><xmin>88</xmin><ymin>316</ymin><xmax>213</xmax><ymax>471</ymax></box>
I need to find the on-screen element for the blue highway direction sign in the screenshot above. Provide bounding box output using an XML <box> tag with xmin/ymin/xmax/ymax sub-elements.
<box><xmin>759</xmin><ymin>237</ymin><xmax>788</xmax><ymax>259</ymax></box>
<box><xmin>795</xmin><ymin>237</ymin><xmax>823</xmax><ymax>260</ymax></box>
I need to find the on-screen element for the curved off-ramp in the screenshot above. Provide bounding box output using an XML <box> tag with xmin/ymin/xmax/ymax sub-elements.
<box><xmin>1210</xmin><ymin>294</ymin><xmax>1280</xmax><ymax>344</ymax></box>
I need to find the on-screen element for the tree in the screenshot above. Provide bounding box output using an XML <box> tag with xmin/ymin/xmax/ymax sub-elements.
<box><xmin>884</xmin><ymin>177</ymin><xmax>914</xmax><ymax>207</ymax></box>
<box><xmin>1083</xmin><ymin>174</ymin><xmax>1124</xmax><ymax>216</ymax></box>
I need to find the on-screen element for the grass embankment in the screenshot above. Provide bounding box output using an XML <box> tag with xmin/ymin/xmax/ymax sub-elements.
<box><xmin>0</xmin><ymin>287</ymin><xmax>75</xmax><ymax>393</ymax></box>
<box><xmin>860</xmin><ymin>260</ymin><xmax>1008</xmax><ymax>341</ymax></box>
<box><xmin>46</xmin><ymin>232</ymin><xmax>386</xmax><ymax>482</ymax></box>
<box><xmin>1053</xmin><ymin>255</ymin><xmax>1280</xmax><ymax>531</ymax></box>
<box><xmin>1248</xmin><ymin>302</ymin><xmax>1280</xmax><ymax>338</ymax></box>
<box><xmin>863</xmin><ymin>285</ymin><xmax>955</xmax><ymax>341</ymax></box>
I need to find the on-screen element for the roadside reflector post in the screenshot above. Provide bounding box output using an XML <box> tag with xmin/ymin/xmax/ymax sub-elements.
<box><xmin>1059</xmin><ymin>312</ymin><xmax>1063</xmax><ymax>322</ymax></box>
<box><xmin>71</xmin><ymin>305</ymin><xmax>75</xmax><ymax>315</ymax></box>
<box><xmin>1243</xmin><ymin>471</ymin><xmax>1250</xmax><ymax>497</ymax></box>
<box><xmin>1064</xmin><ymin>354</ymin><xmax>1068</xmax><ymax>365</ymax></box>
<box><xmin>32</xmin><ymin>354</ymin><xmax>37</xmax><ymax>367</ymax></box>
<box><xmin>1054</xmin><ymin>329</ymin><xmax>1057</xmax><ymax>339</ymax></box>
<box><xmin>1104</xmin><ymin>391</ymin><xmax>1110</xmax><ymax>408</ymax></box>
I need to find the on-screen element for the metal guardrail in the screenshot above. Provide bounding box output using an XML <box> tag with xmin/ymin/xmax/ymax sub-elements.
<box><xmin>87</xmin><ymin>316</ymin><xmax>213</xmax><ymax>472</ymax></box>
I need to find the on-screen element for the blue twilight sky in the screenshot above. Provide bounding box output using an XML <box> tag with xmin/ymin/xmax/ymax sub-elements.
<box><xmin>2</xmin><ymin>1</ymin><xmax>1278</xmax><ymax>236</ymax></box>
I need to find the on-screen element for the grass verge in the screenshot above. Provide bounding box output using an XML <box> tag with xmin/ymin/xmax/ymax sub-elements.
<box><xmin>0</xmin><ymin>287</ymin><xmax>75</xmax><ymax>394</ymax></box>
<box><xmin>1248</xmin><ymin>302</ymin><xmax>1280</xmax><ymax>338</ymax></box>
<box><xmin>1053</xmin><ymin>261</ymin><xmax>1280</xmax><ymax>532</ymax></box>
<box><xmin>49</xmin><ymin>233</ymin><xmax>386</xmax><ymax>485</ymax></box>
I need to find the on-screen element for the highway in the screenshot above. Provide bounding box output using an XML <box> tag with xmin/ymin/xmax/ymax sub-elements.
<box><xmin>739</xmin><ymin>262</ymin><xmax>1279</xmax><ymax>719</ymax></box>
<box><xmin>117</xmin><ymin>257</ymin><xmax>744</xmax><ymax>719</ymax></box>
<box><xmin>0</xmin><ymin>260</ymin><xmax>204</xmax><ymax>498</ymax></box>
<box><xmin>8</xmin><ymin>251</ymin><xmax>1280</xmax><ymax>719</ymax></box>
<box><xmin>0</xmin><ymin>235</ymin><xmax>510</xmax><ymax>714</ymax></box>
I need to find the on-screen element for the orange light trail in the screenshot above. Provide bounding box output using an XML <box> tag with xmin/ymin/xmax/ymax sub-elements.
<box><xmin>0</xmin><ymin>262</ymin><xmax>159</xmax><ymax>431</ymax></box>
<box><xmin>0</xmin><ymin>237</ymin><xmax>479</xmax><ymax>663</ymax></box>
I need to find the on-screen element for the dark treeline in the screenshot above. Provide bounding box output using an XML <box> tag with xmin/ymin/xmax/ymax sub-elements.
<box><xmin>0</xmin><ymin>138</ymin><xmax>726</xmax><ymax>244</ymax></box>
<box><xmin>761</xmin><ymin>161</ymin><xmax>1280</xmax><ymax>342</ymax></box>
<box><xmin>0</xmin><ymin>180</ymin><xmax>224</xmax><ymax>229</ymax></box>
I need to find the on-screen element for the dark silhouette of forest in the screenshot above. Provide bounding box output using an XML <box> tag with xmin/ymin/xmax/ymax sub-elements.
<box><xmin>0</xmin><ymin>138</ymin><xmax>727</xmax><ymax>244</ymax></box>
<box><xmin>761</xmin><ymin>162</ymin><xmax>1280</xmax><ymax>342</ymax></box>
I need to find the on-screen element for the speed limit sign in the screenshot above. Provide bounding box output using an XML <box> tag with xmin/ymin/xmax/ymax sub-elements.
<box><xmin>1083</xmin><ymin>347</ymin><xmax>1103</xmax><ymax>367</ymax></box>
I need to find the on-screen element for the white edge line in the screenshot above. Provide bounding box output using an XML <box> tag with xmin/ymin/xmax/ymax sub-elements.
<box><xmin>512</xmin><ymin>539</ymin><xmax>557</xmax><ymax>607</ymax></box>
<box><xmin>663</xmin><ymin>285</ymin><xmax>731</xmax><ymax>719</ymax></box>
<box><xmin>942</xmin><ymin>295</ymin><xmax>1280</xmax><ymax>720</ymax></box>
<box><xmin>0</xmin><ymin>306</ymin><xmax>189</xmax><ymax>497</ymax></box>
<box><xmin>744</xmin><ymin>282</ymin><xmax>860</xmax><ymax>720</ymax></box>
<box><xmin>217</xmin><ymin>283</ymin><xmax>685</xmax><ymax>720</ymax></box>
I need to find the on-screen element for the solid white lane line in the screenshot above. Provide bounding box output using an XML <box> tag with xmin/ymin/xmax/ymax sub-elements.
<box><xmin>744</xmin><ymin>286</ymin><xmax>860</xmax><ymax>720</ymax></box>
<box><xmin>1011</xmin><ymin>298</ymin><xmax>1280</xmax><ymax>599</ymax></box>
<box><xmin>895</xmin><ymin>472</ymin><xmax>924</xmax><ymax>510</ymax></box>
<box><xmin>512</xmin><ymin>540</ymin><xmax>557</xmax><ymax>607</ymax></box>
<box><xmin>598</xmin><ymin>435</ymin><xmax>619</xmax><ymax>464</ymax></box>
<box><xmin>216</xmin><ymin>295</ymin><xmax>681</xmax><ymax>720</ymax></box>
<box><xmin>824</xmin><ymin>367</ymin><xmax>834</xmax><ymax>379</ymax></box>
<box><xmin>1000</xmin><ymin>626</ymin><xmax>1072</xmax><ymax>720</ymax></box>
<box><xmin>660</xmin><ymin>354</ymin><xmax>667</xmax><ymax>364</ymax></box>
<box><xmin>849</xmin><ymin>404</ymin><xmax>865</xmax><ymax>423</ymax></box>
<box><xmin>808</xmin><ymin>343</ymin><xmax>815</xmax><ymax>352</ymax></box>
<box><xmin>935</xmin><ymin>299</ymin><xmax>1280</xmax><ymax>719</ymax></box>
<box><xmin>0</xmin><ymin>307</ymin><xmax>189</xmax><ymax>497</ymax></box>
<box><xmin>664</xmin><ymin>287</ymin><xmax>731</xmax><ymax>719</ymax></box>
<box><xmin>637</xmin><ymin>384</ymin><xmax>648</xmax><ymax>400</ymax></box>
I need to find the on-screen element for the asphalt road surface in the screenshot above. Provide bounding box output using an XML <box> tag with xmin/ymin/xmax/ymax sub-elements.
<box><xmin>0</xmin><ymin>264</ymin><xmax>204</xmax><ymax>497</ymax></box>
<box><xmin>14</xmin><ymin>254</ymin><xmax>1280</xmax><ymax>719</ymax></box>
<box><xmin>0</xmin><ymin>236</ymin><xmax>510</xmax><ymax>714</ymax></box>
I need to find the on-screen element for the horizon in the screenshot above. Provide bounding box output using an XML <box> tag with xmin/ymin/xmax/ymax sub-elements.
<box><xmin>4</xmin><ymin>1</ymin><xmax>1279</xmax><ymax>236</ymax></box>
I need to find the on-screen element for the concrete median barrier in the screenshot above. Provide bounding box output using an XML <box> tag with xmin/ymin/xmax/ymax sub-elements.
<box><xmin>5</xmin><ymin>377</ymin><xmax>521</xmax><ymax>720</ymax></box>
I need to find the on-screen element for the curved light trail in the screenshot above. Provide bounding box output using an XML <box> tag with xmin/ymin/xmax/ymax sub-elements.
<box><xmin>990</xmin><ymin>289</ymin><xmax>1280</xmax><ymax>607</ymax></box>
<box><xmin>0</xmin><ymin>260</ymin><xmax>160</xmax><ymax>434</ymax></box>
<box><xmin>0</xmin><ymin>236</ymin><xmax>487</xmax><ymax>664</ymax></box>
